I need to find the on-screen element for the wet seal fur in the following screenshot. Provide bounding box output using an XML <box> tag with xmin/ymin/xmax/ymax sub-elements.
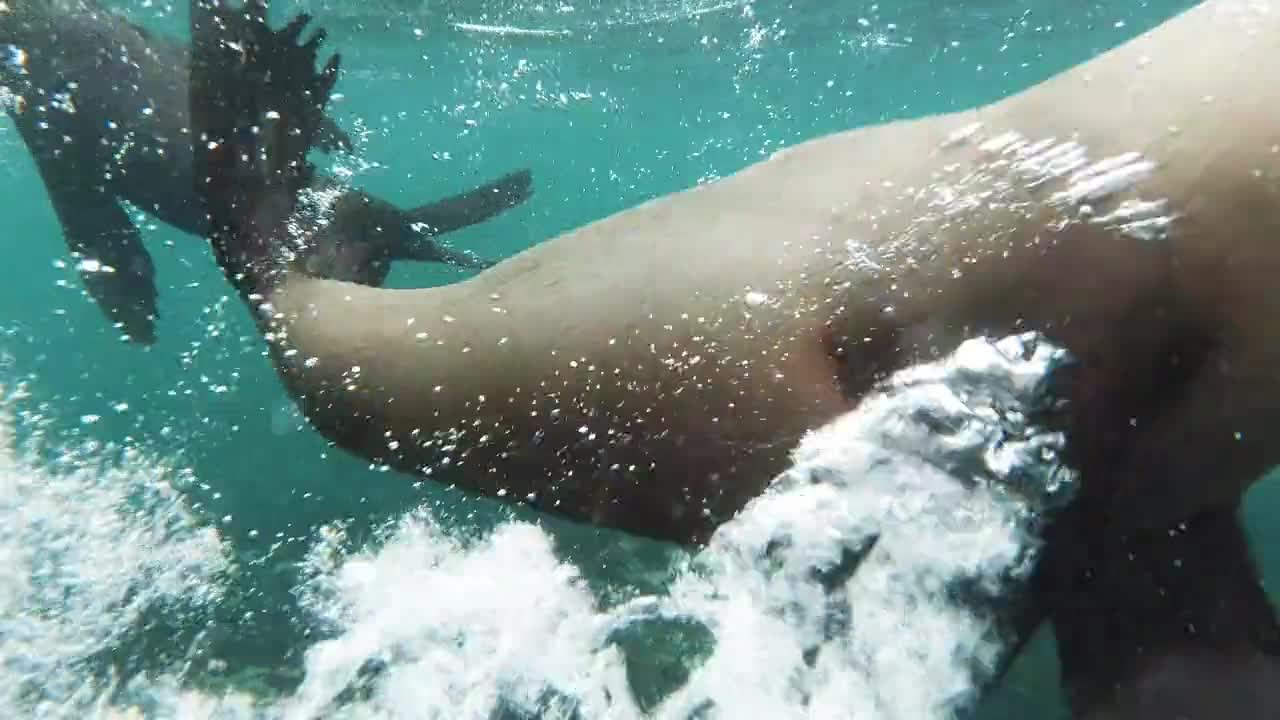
<box><xmin>187</xmin><ymin>1</ymin><xmax>1280</xmax><ymax>717</ymax></box>
<box><xmin>0</xmin><ymin>0</ymin><xmax>534</xmax><ymax>343</ymax></box>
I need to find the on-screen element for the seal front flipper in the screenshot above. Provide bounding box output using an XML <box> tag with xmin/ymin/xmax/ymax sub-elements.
<box><xmin>189</xmin><ymin>0</ymin><xmax>341</xmax><ymax>301</ymax></box>
<box><xmin>32</xmin><ymin>162</ymin><xmax>159</xmax><ymax>344</ymax></box>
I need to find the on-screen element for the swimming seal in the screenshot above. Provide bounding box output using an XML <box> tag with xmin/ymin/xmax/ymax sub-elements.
<box><xmin>188</xmin><ymin>1</ymin><xmax>1280</xmax><ymax>716</ymax></box>
<box><xmin>0</xmin><ymin>0</ymin><xmax>534</xmax><ymax>344</ymax></box>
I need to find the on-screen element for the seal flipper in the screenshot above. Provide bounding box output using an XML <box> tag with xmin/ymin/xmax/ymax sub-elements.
<box><xmin>389</xmin><ymin>168</ymin><xmax>536</xmax><ymax>270</ymax></box>
<box><xmin>189</xmin><ymin>0</ymin><xmax>341</xmax><ymax>302</ymax></box>
<box><xmin>1041</xmin><ymin>500</ymin><xmax>1280</xmax><ymax>719</ymax></box>
<box><xmin>316</xmin><ymin>115</ymin><xmax>354</xmax><ymax>154</ymax></box>
<box><xmin>25</xmin><ymin>151</ymin><xmax>159</xmax><ymax>344</ymax></box>
<box><xmin>402</xmin><ymin>168</ymin><xmax>534</xmax><ymax>238</ymax></box>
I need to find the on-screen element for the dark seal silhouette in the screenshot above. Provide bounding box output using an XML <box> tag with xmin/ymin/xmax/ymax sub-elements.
<box><xmin>1</xmin><ymin>0</ymin><xmax>533</xmax><ymax>343</ymax></box>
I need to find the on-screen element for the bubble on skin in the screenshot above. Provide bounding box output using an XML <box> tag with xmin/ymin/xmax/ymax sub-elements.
<box><xmin>848</xmin><ymin>122</ymin><xmax>1176</xmax><ymax>283</ymax></box>
<box><xmin>977</xmin><ymin>130</ymin><xmax>1025</xmax><ymax>154</ymax></box>
<box><xmin>939</xmin><ymin>121</ymin><xmax>984</xmax><ymax>149</ymax></box>
<box><xmin>1049</xmin><ymin>152</ymin><xmax>1157</xmax><ymax>207</ymax></box>
<box><xmin>1113</xmin><ymin>216</ymin><xmax>1175</xmax><ymax>243</ymax></box>
<box><xmin>76</xmin><ymin>259</ymin><xmax>115</xmax><ymax>274</ymax></box>
<box><xmin>1089</xmin><ymin>198</ymin><xmax>1168</xmax><ymax>224</ymax></box>
<box><xmin>3</xmin><ymin>44</ymin><xmax>28</xmax><ymax>72</ymax></box>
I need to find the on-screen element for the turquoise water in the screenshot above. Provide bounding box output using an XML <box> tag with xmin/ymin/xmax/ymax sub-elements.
<box><xmin>4</xmin><ymin>0</ymin><xmax>1278</xmax><ymax>717</ymax></box>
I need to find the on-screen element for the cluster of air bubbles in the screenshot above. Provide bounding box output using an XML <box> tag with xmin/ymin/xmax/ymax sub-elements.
<box><xmin>848</xmin><ymin>15</ymin><xmax>909</xmax><ymax>56</ymax></box>
<box><xmin>0</xmin><ymin>85</ymin><xmax>17</xmax><ymax>114</ymax></box>
<box><xmin>936</xmin><ymin>121</ymin><xmax>1175</xmax><ymax>242</ymax></box>
<box><xmin>641</xmin><ymin>332</ymin><xmax>1077</xmax><ymax>718</ymax></box>
<box><xmin>2</xmin><ymin>43</ymin><xmax>26</xmax><ymax>73</ymax></box>
<box><xmin>0</xmin><ymin>391</ymin><xmax>231</xmax><ymax>718</ymax></box>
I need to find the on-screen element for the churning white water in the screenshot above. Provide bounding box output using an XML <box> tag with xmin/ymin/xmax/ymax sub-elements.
<box><xmin>0</xmin><ymin>332</ymin><xmax>1076</xmax><ymax>720</ymax></box>
<box><xmin>0</xmin><ymin>386</ymin><xmax>231</xmax><ymax>717</ymax></box>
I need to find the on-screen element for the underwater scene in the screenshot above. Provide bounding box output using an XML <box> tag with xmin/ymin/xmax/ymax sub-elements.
<box><xmin>2</xmin><ymin>0</ymin><xmax>1279</xmax><ymax>718</ymax></box>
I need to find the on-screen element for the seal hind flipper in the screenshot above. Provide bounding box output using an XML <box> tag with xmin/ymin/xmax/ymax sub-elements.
<box><xmin>402</xmin><ymin>168</ymin><xmax>534</xmax><ymax>238</ymax></box>
<box><xmin>390</xmin><ymin>168</ymin><xmax>536</xmax><ymax>270</ymax></box>
<box><xmin>316</xmin><ymin>115</ymin><xmax>354</xmax><ymax>154</ymax></box>
<box><xmin>189</xmin><ymin>0</ymin><xmax>341</xmax><ymax>301</ymax></box>
<box><xmin>23</xmin><ymin>144</ymin><xmax>159</xmax><ymax>344</ymax></box>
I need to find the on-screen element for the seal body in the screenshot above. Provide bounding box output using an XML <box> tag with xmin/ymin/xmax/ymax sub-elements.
<box><xmin>1</xmin><ymin>0</ymin><xmax>532</xmax><ymax>343</ymax></box>
<box><xmin>186</xmin><ymin>2</ymin><xmax>1280</xmax><ymax>716</ymax></box>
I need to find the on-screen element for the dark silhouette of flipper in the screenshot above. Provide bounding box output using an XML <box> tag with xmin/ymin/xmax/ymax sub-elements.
<box><xmin>393</xmin><ymin>167</ymin><xmax>535</xmax><ymax>269</ymax></box>
<box><xmin>316</xmin><ymin>116</ymin><xmax>354</xmax><ymax>154</ymax></box>
<box><xmin>11</xmin><ymin>0</ymin><xmax>532</xmax><ymax>343</ymax></box>
<box><xmin>190</xmin><ymin>0</ymin><xmax>341</xmax><ymax>302</ymax></box>
<box><xmin>19</xmin><ymin>131</ymin><xmax>159</xmax><ymax>344</ymax></box>
<box><xmin>404</xmin><ymin>168</ymin><xmax>533</xmax><ymax>239</ymax></box>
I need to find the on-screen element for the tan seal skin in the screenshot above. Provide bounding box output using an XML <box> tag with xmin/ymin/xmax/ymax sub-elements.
<box><xmin>189</xmin><ymin>1</ymin><xmax>1280</xmax><ymax>717</ymax></box>
<box><xmin>244</xmin><ymin>0</ymin><xmax>1278</xmax><ymax>544</ymax></box>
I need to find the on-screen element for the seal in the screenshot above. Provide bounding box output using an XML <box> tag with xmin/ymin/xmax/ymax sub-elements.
<box><xmin>0</xmin><ymin>0</ymin><xmax>534</xmax><ymax>344</ymax></box>
<box><xmin>188</xmin><ymin>1</ymin><xmax>1280</xmax><ymax>716</ymax></box>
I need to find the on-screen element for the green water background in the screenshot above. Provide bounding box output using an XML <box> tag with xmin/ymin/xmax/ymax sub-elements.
<box><xmin>3</xmin><ymin>0</ymin><xmax>1277</xmax><ymax>715</ymax></box>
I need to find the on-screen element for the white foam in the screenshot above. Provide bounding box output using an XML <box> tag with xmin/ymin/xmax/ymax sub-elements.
<box><xmin>0</xmin><ymin>333</ymin><xmax>1074</xmax><ymax>719</ymax></box>
<box><xmin>647</xmin><ymin>333</ymin><xmax>1074</xmax><ymax>719</ymax></box>
<box><xmin>0</xmin><ymin>389</ymin><xmax>232</xmax><ymax>719</ymax></box>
